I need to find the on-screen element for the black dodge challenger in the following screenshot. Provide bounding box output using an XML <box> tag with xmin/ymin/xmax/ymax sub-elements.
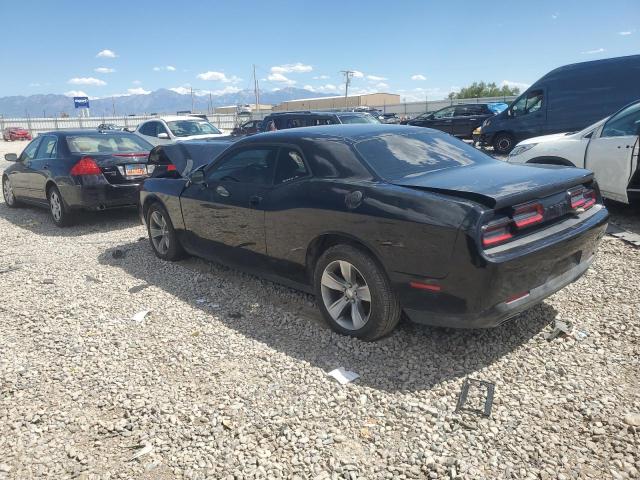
<box><xmin>139</xmin><ymin>125</ymin><xmax>608</xmax><ymax>341</ymax></box>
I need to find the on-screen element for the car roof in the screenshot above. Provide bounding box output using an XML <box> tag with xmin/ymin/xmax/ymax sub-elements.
<box><xmin>149</xmin><ymin>115</ymin><xmax>208</xmax><ymax>122</ymax></box>
<box><xmin>266</xmin><ymin>111</ymin><xmax>373</xmax><ymax>117</ymax></box>
<box><xmin>40</xmin><ymin>129</ymin><xmax>139</xmax><ymax>137</ymax></box>
<box><xmin>236</xmin><ymin>124</ymin><xmax>434</xmax><ymax>145</ymax></box>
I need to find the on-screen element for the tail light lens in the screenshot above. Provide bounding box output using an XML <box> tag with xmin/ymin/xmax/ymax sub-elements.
<box><xmin>70</xmin><ymin>157</ymin><xmax>101</xmax><ymax>176</ymax></box>
<box><xmin>512</xmin><ymin>202</ymin><xmax>544</xmax><ymax>229</ymax></box>
<box><xmin>569</xmin><ymin>187</ymin><xmax>596</xmax><ymax>211</ymax></box>
<box><xmin>166</xmin><ymin>164</ymin><xmax>177</xmax><ymax>172</ymax></box>
<box><xmin>482</xmin><ymin>217</ymin><xmax>513</xmax><ymax>247</ymax></box>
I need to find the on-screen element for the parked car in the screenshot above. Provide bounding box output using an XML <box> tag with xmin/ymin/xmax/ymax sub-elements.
<box><xmin>508</xmin><ymin>100</ymin><xmax>640</xmax><ymax>204</ymax></box>
<box><xmin>477</xmin><ymin>55</ymin><xmax>640</xmax><ymax>154</ymax></box>
<box><xmin>237</xmin><ymin>104</ymin><xmax>252</xmax><ymax>115</ymax></box>
<box><xmin>402</xmin><ymin>103</ymin><xmax>503</xmax><ymax>139</ymax></box>
<box><xmin>231</xmin><ymin>120</ymin><xmax>262</xmax><ymax>136</ymax></box>
<box><xmin>376</xmin><ymin>113</ymin><xmax>402</xmax><ymax>124</ymax></box>
<box><xmin>138</xmin><ymin>124</ymin><xmax>608</xmax><ymax>341</ymax></box>
<box><xmin>146</xmin><ymin>140</ymin><xmax>234</xmax><ymax>179</ymax></box>
<box><xmin>2</xmin><ymin>130</ymin><xmax>153</xmax><ymax>226</ymax></box>
<box><xmin>3</xmin><ymin>127</ymin><xmax>32</xmax><ymax>141</ymax></box>
<box><xmin>135</xmin><ymin>116</ymin><xmax>225</xmax><ymax>146</ymax></box>
<box><xmin>97</xmin><ymin>123</ymin><xmax>125</xmax><ymax>131</ymax></box>
<box><xmin>260</xmin><ymin>111</ymin><xmax>380</xmax><ymax>131</ymax></box>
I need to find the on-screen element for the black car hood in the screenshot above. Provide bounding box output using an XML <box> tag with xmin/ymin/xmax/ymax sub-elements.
<box><xmin>391</xmin><ymin>162</ymin><xmax>594</xmax><ymax>208</ymax></box>
<box><xmin>148</xmin><ymin>141</ymin><xmax>233</xmax><ymax>177</ymax></box>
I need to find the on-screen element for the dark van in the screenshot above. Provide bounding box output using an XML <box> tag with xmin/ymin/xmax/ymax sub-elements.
<box><xmin>478</xmin><ymin>55</ymin><xmax>640</xmax><ymax>154</ymax></box>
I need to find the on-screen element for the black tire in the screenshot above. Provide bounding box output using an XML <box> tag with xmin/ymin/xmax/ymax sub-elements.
<box><xmin>2</xmin><ymin>175</ymin><xmax>21</xmax><ymax>208</ymax></box>
<box><xmin>47</xmin><ymin>185</ymin><xmax>75</xmax><ymax>227</ymax></box>
<box><xmin>146</xmin><ymin>202</ymin><xmax>185</xmax><ymax>261</ymax></box>
<box><xmin>313</xmin><ymin>244</ymin><xmax>401</xmax><ymax>341</ymax></box>
<box><xmin>493</xmin><ymin>132</ymin><xmax>515</xmax><ymax>155</ymax></box>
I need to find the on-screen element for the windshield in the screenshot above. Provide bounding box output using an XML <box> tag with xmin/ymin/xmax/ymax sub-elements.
<box><xmin>338</xmin><ymin>114</ymin><xmax>380</xmax><ymax>124</ymax></box>
<box><xmin>487</xmin><ymin>103</ymin><xmax>508</xmax><ymax>114</ymax></box>
<box><xmin>166</xmin><ymin>120</ymin><xmax>222</xmax><ymax>137</ymax></box>
<box><xmin>354</xmin><ymin>131</ymin><xmax>493</xmax><ymax>180</ymax></box>
<box><xmin>66</xmin><ymin>134</ymin><xmax>153</xmax><ymax>154</ymax></box>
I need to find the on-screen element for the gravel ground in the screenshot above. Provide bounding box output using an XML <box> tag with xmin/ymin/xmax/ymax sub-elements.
<box><xmin>0</xmin><ymin>140</ymin><xmax>639</xmax><ymax>479</ymax></box>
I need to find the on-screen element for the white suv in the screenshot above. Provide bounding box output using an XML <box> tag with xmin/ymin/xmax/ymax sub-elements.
<box><xmin>135</xmin><ymin>116</ymin><xmax>225</xmax><ymax>146</ymax></box>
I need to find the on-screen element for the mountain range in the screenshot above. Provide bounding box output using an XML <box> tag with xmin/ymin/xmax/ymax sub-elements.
<box><xmin>0</xmin><ymin>88</ymin><xmax>334</xmax><ymax>118</ymax></box>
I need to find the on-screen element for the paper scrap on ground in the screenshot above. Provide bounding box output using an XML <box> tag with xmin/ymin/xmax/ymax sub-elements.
<box><xmin>328</xmin><ymin>367</ymin><xmax>360</xmax><ymax>385</ymax></box>
<box><xmin>128</xmin><ymin>443</ymin><xmax>153</xmax><ymax>461</ymax></box>
<box><xmin>132</xmin><ymin>310</ymin><xmax>151</xmax><ymax>322</ymax></box>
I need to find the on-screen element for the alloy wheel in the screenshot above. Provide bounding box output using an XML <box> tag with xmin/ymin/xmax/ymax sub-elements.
<box><xmin>320</xmin><ymin>260</ymin><xmax>372</xmax><ymax>330</ymax></box>
<box><xmin>49</xmin><ymin>190</ymin><xmax>62</xmax><ymax>221</ymax></box>
<box><xmin>149</xmin><ymin>210</ymin><xmax>170</xmax><ymax>255</ymax></box>
<box><xmin>3</xmin><ymin>177</ymin><xmax>14</xmax><ymax>205</ymax></box>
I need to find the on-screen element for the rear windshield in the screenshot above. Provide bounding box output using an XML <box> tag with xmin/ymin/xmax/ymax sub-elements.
<box><xmin>338</xmin><ymin>114</ymin><xmax>380</xmax><ymax>124</ymax></box>
<box><xmin>167</xmin><ymin>120</ymin><xmax>221</xmax><ymax>137</ymax></box>
<box><xmin>354</xmin><ymin>131</ymin><xmax>492</xmax><ymax>179</ymax></box>
<box><xmin>66</xmin><ymin>134</ymin><xmax>153</xmax><ymax>154</ymax></box>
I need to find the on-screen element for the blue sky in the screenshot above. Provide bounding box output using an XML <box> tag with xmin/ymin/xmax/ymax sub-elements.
<box><xmin>1</xmin><ymin>0</ymin><xmax>638</xmax><ymax>101</ymax></box>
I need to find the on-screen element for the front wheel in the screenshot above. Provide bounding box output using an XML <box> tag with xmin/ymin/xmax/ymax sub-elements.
<box><xmin>47</xmin><ymin>185</ymin><xmax>75</xmax><ymax>227</ymax></box>
<box><xmin>314</xmin><ymin>244</ymin><xmax>401</xmax><ymax>341</ymax></box>
<box><xmin>493</xmin><ymin>132</ymin><xmax>515</xmax><ymax>155</ymax></box>
<box><xmin>2</xmin><ymin>176</ymin><xmax>21</xmax><ymax>207</ymax></box>
<box><xmin>146</xmin><ymin>203</ymin><xmax>185</xmax><ymax>261</ymax></box>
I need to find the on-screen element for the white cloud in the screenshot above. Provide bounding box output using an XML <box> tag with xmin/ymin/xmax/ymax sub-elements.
<box><xmin>169</xmin><ymin>86</ymin><xmax>190</xmax><ymax>95</ymax></box>
<box><xmin>127</xmin><ymin>87</ymin><xmax>150</xmax><ymax>95</ymax></box>
<box><xmin>29</xmin><ymin>82</ymin><xmax>41</xmax><ymax>87</ymax></box>
<box><xmin>132</xmin><ymin>80</ymin><xmax>142</xmax><ymax>85</ymax></box>
<box><xmin>367</xmin><ymin>75</ymin><xmax>387</xmax><ymax>81</ymax></box>
<box><xmin>96</xmin><ymin>49</ymin><xmax>117</xmax><ymax>58</ymax></box>
<box><xmin>375</xmin><ymin>82</ymin><xmax>389</xmax><ymax>89</ymax></box>
<box><xmin>313</xmin><ymin>74</ymin><xmax>330</xmax><ymax>80</ymax></box>
<box><xmin>64</xmin><ymin>90</ymin><xmax>88</xmax><ymax>97</ymax></box>
<box><xmin>153</xmin><ymin>65</ymin><xmax>176</xmax><ymax>72</ymax></box>
<box><xmin>411</xmin><ymin>74</ymin><xmax>427</xmax><ymax>81</ymax></box>
<box><xmin>94</xmin><ymin>67</ymin><xmax>115</xmax><ymax>74</ymax></box>
<box><xmin>303</xmin><ymin>83</ymin><xmax>341</xmax><ymax>94</ymax></box>
<box><xmin>351</xmin><ymin>70</ymin><xmax>364</xmax><ymax>78</ymax></box>
<box><xmin>270</xmin><ymin>63</ymin><xmax>313</xmax><ymax>74</ymax></box>
<box><xmin>196</xmin><ymin>71</ymin><xmax>241</xmax><ymax>83</ymax></box>
<box><xmin>267</xmin><ymin>72</ymin><xmax>296</xmax><ymax>85</ymax></box>
<box><xmin>501</xmin><ymin>80</ymin><xmax>530</xmax><ymax>90</ymax></box>
<box><xmin>619</xmin><ymin>31</ymin><xmax>632</xmax><ymax>36</ymax></box>
<box><xmin>166</xmin><ymin>65</ymin><xmax>176</xmax><ymax>71</ymax></box>
<box><xmin>581</xmin><ymin>48</ymin><xmax>605</xmax><ymax>54</ymax></box>
<box><xmin>551</xmin><ymin>13</ymin><xmax>558</xmax><ymax>20</ymax></box>
<box><xmin>209</xmin><ymin>86</ymin><xmax>242</xmax><ymax>96</ymax></box>
<box><xmin>68</xmin><ymin>77</ymin><xmax>106</xmax><ymax>86</ymax></box>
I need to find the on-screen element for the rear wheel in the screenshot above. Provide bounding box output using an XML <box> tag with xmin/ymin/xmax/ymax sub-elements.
<box><xmin>2</xmin><ymin>176</ymin><xmax>20</xmax><ymax>207</ymax></box>
<box><xmin>493</xmin><ymin>132</ymin><xmax>515</xmax><ymax>155</ymax></box>
<box><xmin>314</xmin><ymin>244</ymin><xmax>401</xmax><ymax>341</ymax></box>
<box><xmin>47</xmin><ymin>185</ymin><xmax>75</xmax><ymax>227</ymax></box>
<box><xmin>146</xmin><ymin>203</ymin><xmax>185</xmax><ymax>261</ymax></box>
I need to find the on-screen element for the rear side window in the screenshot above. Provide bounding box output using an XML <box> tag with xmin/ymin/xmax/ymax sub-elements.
<box><xmin>274</xmin><ymin>148</ymin><xmax>309</xmax><ymax>184</ymax></box>
<box><xmin>354</xmin><ymin>131</ymin><xmax>492</xmax><ymax>180</ymax></box>
<box><xmin>67</xmin><ymin>134</ymin><xmax>153</xmax><ymax>154</ymax></box>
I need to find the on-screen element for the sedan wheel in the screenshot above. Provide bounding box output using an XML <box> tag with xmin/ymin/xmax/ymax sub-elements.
<box><xmin>146</xmin><ymin>203</ymin><xmax>185</xmax><ymax>261</ymax></box>
<box><xmin>149</xmin><ymin>210</ymin><xmax>170</xmax><ymax>255</ymax></box>
<box><xmin>47</xmin><ymin>186</ymin><xmax>74</xmax><ymax>227</ymax></box>
<box><xmin>314</xmin><ymin>244</ymin><xmax>401</xmax><ymax>341</ymax></box>
<box><xmin>321</xmin><ymin>260</ymin><xmax>372</xmax><ymax>330</ymax></box>
<box><xmin>2</xmin><ymin>176</ymin><xmax>19</xmax><ymax>207</ymax></box>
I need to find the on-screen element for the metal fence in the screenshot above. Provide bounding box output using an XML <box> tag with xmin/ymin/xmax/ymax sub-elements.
<box><xmin>0</xmin><ymin>96</ymin><xmax>517</xmax><ymax>137</ymax></box>
<box><xmin>0</xmin><ymin>114</ymin><xmax>238</xmax><ymax>137</ymax></box>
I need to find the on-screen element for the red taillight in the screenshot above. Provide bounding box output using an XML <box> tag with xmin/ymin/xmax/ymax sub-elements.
<box><xmin>482</xmin><ymin>218</ymin><xmax>513</xmax><ymax>247</ymax></box>
<box><xmin>166</xmin><ymin>164</ymin><xmax>177</xmax><ymax>172</ymax></box>
<box><xmin>70</xmin><ymin>156</ymin><xmax>101</xmax><ymax>176</ymax></box>
<box><xmin>409</xmin><ymin>281</ymin><xmax>441</xmax><ymax>292</ymax></box>
<box><xmin>569</xmin><ymin>187</ymin><xmax>596</xmax><ymax>211</ymax></box>
<box><xmin>512</xmin><ymin>202</ymin><xmax>544</xmax><ymax>229</ymax></box>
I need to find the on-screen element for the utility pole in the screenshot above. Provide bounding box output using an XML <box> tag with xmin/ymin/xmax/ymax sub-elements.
<box><xmin>209</xmin><ymin>92</ymin><xmax>213</xmax><ymax>115</ymax></box>
<box><xmin>340</xmin><ymin>70</ymin><xmax>354</xmax><ymax>110</ymax></box>
<box><xmin>253</xmin><ymin>64</ymin><xmax>260</xmax><ymax>115</ymax></box>
<box><xmin>112</xmin><ymin>96</ymin><xmax>116</xmax><ymax>116</ymax></box>
<box><xmin>190</xmin><ymin>87</ymin><xmax>194</xmax><ymax>113</ymax></box>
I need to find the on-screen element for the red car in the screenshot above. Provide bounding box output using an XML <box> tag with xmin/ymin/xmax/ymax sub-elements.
<box><xmin>3</xmin><ymin>127</ymin><xmax>32</xmax><ymax>141</ymax></box>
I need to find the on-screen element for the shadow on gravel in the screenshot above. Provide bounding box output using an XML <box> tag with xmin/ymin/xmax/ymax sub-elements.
<box><xmin>605</xmin><ymin>199</ymin><xmax>640</xmax><ymax>235</ymax></box>
<box><xmin>0</xmin><ymin>202</ymin><xmax>140</xmax><ymax>237</ymax></box>
<box><xmin>99</xmin><ymin>240</ymin><xmax>557</xmax><ymax>393</ymax></box>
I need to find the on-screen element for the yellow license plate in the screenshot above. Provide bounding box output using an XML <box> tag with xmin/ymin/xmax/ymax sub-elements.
<box><xmin>125</xmin><ymin>164</ymin><xmax>146</xmax><ymax>176</ymax></box>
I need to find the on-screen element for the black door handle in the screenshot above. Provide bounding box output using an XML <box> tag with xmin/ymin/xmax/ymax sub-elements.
<box><xmin>43</xmin><ymin>164</ymin><xmax>49</xmax><ymax>169</ymax></box>
<box><xmin>250</xmin><ymin>195</ymin><xmax>262</xmax><ymax>206</ymax></box>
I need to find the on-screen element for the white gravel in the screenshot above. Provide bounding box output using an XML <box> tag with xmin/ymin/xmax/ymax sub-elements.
<box><xmin>0</xmin><ymin>140</ymin><xmax>639</xmax><ymax>479</ymax></box>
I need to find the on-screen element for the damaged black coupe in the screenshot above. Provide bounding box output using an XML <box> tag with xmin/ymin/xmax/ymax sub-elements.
<box><xmin>139</xmin><ymin>125</ymin><xmax>608</xmax><ymax>341</ymax></box>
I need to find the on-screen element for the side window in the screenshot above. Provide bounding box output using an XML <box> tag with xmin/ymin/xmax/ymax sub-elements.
<box><xmin>36</xmin><ymin>136</ymin><xmax>57</xmax><ymax>159</ymax></box>
<box><xmin>274</xmin><ymin>148</ymin><xmax>309</xmax><ymax>185</ymax></box>
<box><xmin>207</xmin><ymin>147</ymin><xmax>277</xmax><ymax>185</ymax></box>
<box><xmin>601</xmin><ymin>102</ymin><xmax>640</xmax><ymax>138</ymax></box>
<box><xmin>511</xmin><ymin>90</ymin><xmax>544</xmax><ymax>117</ymax></box>
<box><xmin>454</xmin><ymin>106</ymin><xmax>471</xmax><ymax>117</ymax></box>
<box><xmin>19</xmin><ymin>138</ymin><xmax>42</xmax><ymax>162</ymax></box>
<box><xmin>273</xmin><ymin>118</ymin><xmax>288</xmax><ymax>130</ymax></box>
<box><xmin>432</xmin><ymin>107</ymin><xmax>455</xmax><ymax>119</ymax></box>
<box><xmin>286</xmin><ymin>118</ymin><xmax>306</xmax><ymax>129</ymax></box>
<box><xmin>139</xmin><ymin>122</ymin><xmax>156</xmax><ymax>136</ymax></box>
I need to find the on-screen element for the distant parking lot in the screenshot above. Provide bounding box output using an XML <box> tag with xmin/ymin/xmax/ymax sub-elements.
<box><xmin>1</xmin><ymin>139</ymin><xmax>639</xmax><ymax>479</ymax></box>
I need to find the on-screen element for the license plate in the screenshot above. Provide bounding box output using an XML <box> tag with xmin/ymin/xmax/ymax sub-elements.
<box><xmin>125</xmin><ymin>164</ymin><xmax>147</xmax><ymax>176</ymax></box>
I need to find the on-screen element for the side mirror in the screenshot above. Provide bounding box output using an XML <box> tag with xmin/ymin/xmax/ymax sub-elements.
<box><xmin>4</xmin><ymin>153</ymin><xmax>18</xmax><ymax>162</ymax></box>
<box><xmin>189</xmin><ymin>169</ymin><xmax>205</xmax><ymax>185</ymax></box>
<box><xmin>157</xmin><ymin>132</ymin><xmax>170</xmax><ymax>140</ymax></box>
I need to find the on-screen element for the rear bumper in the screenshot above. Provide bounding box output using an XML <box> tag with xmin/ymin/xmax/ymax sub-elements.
<box><xmin>395</xmin><ymin>206</ymin><xmax>608</xmax><ymax>328</ymax></box>
<box><xmin>63</xmin><ymin>183</ymin><xmax>141</xmax><ymax>210</ymax></box>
